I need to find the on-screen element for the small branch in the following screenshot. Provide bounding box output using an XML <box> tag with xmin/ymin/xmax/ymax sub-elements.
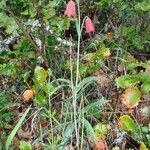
<box><xmin>45</xmin><ymin>26</ymin><xmax>75</xmax><ymax>46</ymax></box>
<box><xmin>33</xmin><ymin>0</ymin><xmax>48</xmax><ymax>67</ymax></box>
<box><xmin>33</xmin><ymin>0</ymin><xmax>46</xmax><ymax>54</ymax></box>
<box><xmin>3</xmin><ymin>2</ymin><xmax>40</xmax><ymax>52</ymax></box>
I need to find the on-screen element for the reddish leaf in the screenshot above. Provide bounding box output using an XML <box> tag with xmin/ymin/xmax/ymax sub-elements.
<box><xmin>23</xmin><ymin>90</ymin><xmax>35</xmax><ymax>102</ymax></box>
<box><xmin>93</xmin><ymin>140</ymin><xmax>107</xmax><ymax>150</ymax></box>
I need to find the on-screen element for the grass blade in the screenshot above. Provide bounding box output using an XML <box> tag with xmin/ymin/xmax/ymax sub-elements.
<box><xmin>5</xmin><ymin>106</ymin><xmax>30</xmax><ymax>150</ymax></box>
<box><xmin>83</xmin><ymin>99</ymin><xmax>108</xmax><ymax>113</ymax></box>
<box><xmin>58</xmin><ymin>123</ymin><xmax>75</xmax><ymax>150</ymax></box>
<box><xmin>84</xmin><ymin>119</ymin><xmax>97</xmax><ymax>142</ymax></box>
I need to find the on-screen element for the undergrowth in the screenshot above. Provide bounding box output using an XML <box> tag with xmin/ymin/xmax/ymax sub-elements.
<box><xmin>0</xmin><ymin>0</ymin><xmax>150</xmax><ymax>149</ymax></box>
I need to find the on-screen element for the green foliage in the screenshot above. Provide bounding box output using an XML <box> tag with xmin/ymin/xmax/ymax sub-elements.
<box><xmin>19</xmin><ymin>141</ymin><xmax>32</xmax><ymax>150</ymax></box>
<box><xmin>78</xmin><ymin>42</ymin><xmax>110</xmax><ymax>77</ymax></box>
<box><xmin>141</xmin><ymin>82</ymin><xmax>150</xmax><ymax>95</ymax></box>
<box><xmin>0</xmin><ymin>62</ymin><xmax>19</xmax><ymax>77</ymax></box>
<box><xmin>119</xmin><ymin>25</ymin><xmax>149</xmax><ymax>51</ymax></box>
<box><xmin>0</xmin><ymin>0</ymin><xmax>149</xmax><ymax>149</ymax></box>
<box><xmin>0</xmin><ymin>92</ymin><xmax>13</xmax><ymax>146</ymax></box>
<box><xmin>32</xmin><ymin>67</ymin><xmax>64</xmax><ymax>106</ymax></box>
<box><xmin>32</xmin><ymin>67</ymin><xmax>49</xmax><ymax>105</ymax></box>
<box><xmin>135</xmin><ymin>1</ymin><xmax>150</xmax><ymax>12</ymax></box>
<box><xmin>140</xmin><ymin>142</ymin><xmax>148</xmax><ymax>150</ymax></box>
<box><xmin>95</xmin><ymin>0</ymin><xmax>150</xmax><ymax>53</ymax></box>
<box><xmin>0</xmin><ymin>92</ymin><xmax>11</xmax><ymax>110</ymax></box>
<box><xmin>116</xmin><ymin>59</ymin><xmax>150</xmax><ymax>95</ymax></box>
<box><xmin>130</xmin><ymin>123</ymin><xmax>150</xmax><ymax>147</ymax></box>
<box><xmin>94</xmin><ymin>123</ymin><xmax>108</xmax><ymax>140</ymax></box>
<box><xmin>0</xmin><ymin>13</ymin><xmax>18</xmax><ymax>34</ymax></box>
<box><xmin>116</xmin><ymin>75</ymin><xmax>139</xmax><ymax>88</ymax></box>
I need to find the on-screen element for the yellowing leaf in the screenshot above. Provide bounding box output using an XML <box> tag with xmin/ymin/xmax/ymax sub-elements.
<box><xmin>140</xmin><ymin>142</ymin><xmax>148</xmax><ymax>150</ymax></box>
<box><xmin>118</xmin><ymin>115</ymin><xmax>136</xmax><ymax>131</ymax></box>
<box><xmin>106</xmin><ymin>32</ymin><xmax>113</xmax><ymax>40</ymax></box>
<box><xmin>34</xmin><ymin>66</ymin><xmax>48</xmax><ymax>82</ymax></box>
<box><xmin>94</xmin><ymin>123</ymin><xmax>108</xmax><ymax>140</ymax></box>
<box><xmin>121</xmin><ymin>87</ymin><xmax>141</xmax><ymax>108</ymax></box>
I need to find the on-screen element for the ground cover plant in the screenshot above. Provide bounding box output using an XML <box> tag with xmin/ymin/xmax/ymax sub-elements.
<box><xmin>0</xmin><ymin>0</ymin><xmax>150</xmax><ymax>149</ymax></box>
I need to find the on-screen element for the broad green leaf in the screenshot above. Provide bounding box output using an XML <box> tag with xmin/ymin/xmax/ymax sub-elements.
<box><xmin>34</xmin><ymin>66</ymin><xmax>48</xmax><ymax>82</ymax></box>
<box><xmin>116</xmin><ymin>75</ymin><xmax>139</xmax><ymax>88</ymax></box>
<box><xmin>44</xmin><ymin>82</ymin><xmax>56</xmax><ymax>94</ymax></box>
<box><xmin>138</xmin><ymin>72</ymin><xmax>150</xmax><ymax>83</ymax></box>
<box><xmin>118</xmin><ymin>115</ymin><xmax>136</xmax><ymax>131</ymax></box>
<box><xmin>141</xmin><ymin>82</ymin><xmax>150</xmax><ymax>94</ymax></box>
<box><xmin>35</xmin><ymin>92</ymin><xmax>47</xmax><ymax>106</ymax></box>
<box><xmin>94</xmin><ymin>123</ymin><xmax>108</xmax><ymax>140</ymax></box>
<box><xmin>19</xmin><ymin>141</ymin><xmax>32</xmax><ymax>150</ymax></box>
<box><xmin>122</xmin><ymin>87</ymin><xmax>141</xmax><ymax>108</ymax></box>
<box><xmin>5</xmin><ymin>107</ymin><xmax>30</xmax><ymax>150</ymax></box>
<box><xmin>127</xmin><ymin>61</ymin><xmax>140</xmax><ymax>70</ymax></box>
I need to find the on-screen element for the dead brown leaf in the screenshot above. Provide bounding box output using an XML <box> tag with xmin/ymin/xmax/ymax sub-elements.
<box><xmin>17</xmin><ymin>128</ymin><xmax>32</xmax><ymax>139</ymax></box>
<box><xmin>121</xmin><ymin>88</ymin><xmax>140</xmax><ymax>108</ymax></box>
<box><xmin>93</xmin><ymin>140</ymin><xmax>107</xmax><ymax>150</ymax></box>
<box><xmin>93</xmin><ymin>70</ymin><xmax>113</xmax><ymax>89</ymax></box>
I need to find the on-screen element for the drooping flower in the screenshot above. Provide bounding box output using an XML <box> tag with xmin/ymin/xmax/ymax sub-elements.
<box><xmin>64</xmin><ymin>0</ymin><xmax>77</xmax><ymax>18</ymax></box>
<box><xmin>85</xmin><ymin>17</ymin><xmax>95</xmax><ymax>33</ymax></box>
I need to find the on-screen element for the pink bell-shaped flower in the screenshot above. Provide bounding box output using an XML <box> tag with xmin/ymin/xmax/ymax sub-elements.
<box><xmin>85</xmin><ymin>17</ymin><xmax>95</xmax><ymax>33</ymax></box>
<box><xmin>64</xmin><ymin>0</ymin><xmax>77</xmax><ymax>18</ymax></box>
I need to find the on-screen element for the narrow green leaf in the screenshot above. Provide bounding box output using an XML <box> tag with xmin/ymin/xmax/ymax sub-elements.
<box><xmin>84</xmin><ymin>119</ymin><xmax>97</xmax><ymax>142</ymax></box>
<box><xmin>83</xmin><ymin>99</ymin><xmax>108</xmax><ymax>113</ymax></box>
<box><xmin>58</xmin><ymin>123</ymin><xmax>75</xmax><ymax>150</ymax></box>
<box><xmin>5</xmin><ymin>107</ymin><xmax>30</xmax><ymax>150</ymax></box>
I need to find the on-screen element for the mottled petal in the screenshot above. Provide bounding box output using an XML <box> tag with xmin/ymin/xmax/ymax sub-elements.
<box><xmin>63</xmin><ymin>0</ymin><xmax>77</xmax><ymax>18</ymax></box>
<box><xmin>85</xmin><ymin>17</ymin><xmax>95</xmax><ymax>33</ymax></box>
